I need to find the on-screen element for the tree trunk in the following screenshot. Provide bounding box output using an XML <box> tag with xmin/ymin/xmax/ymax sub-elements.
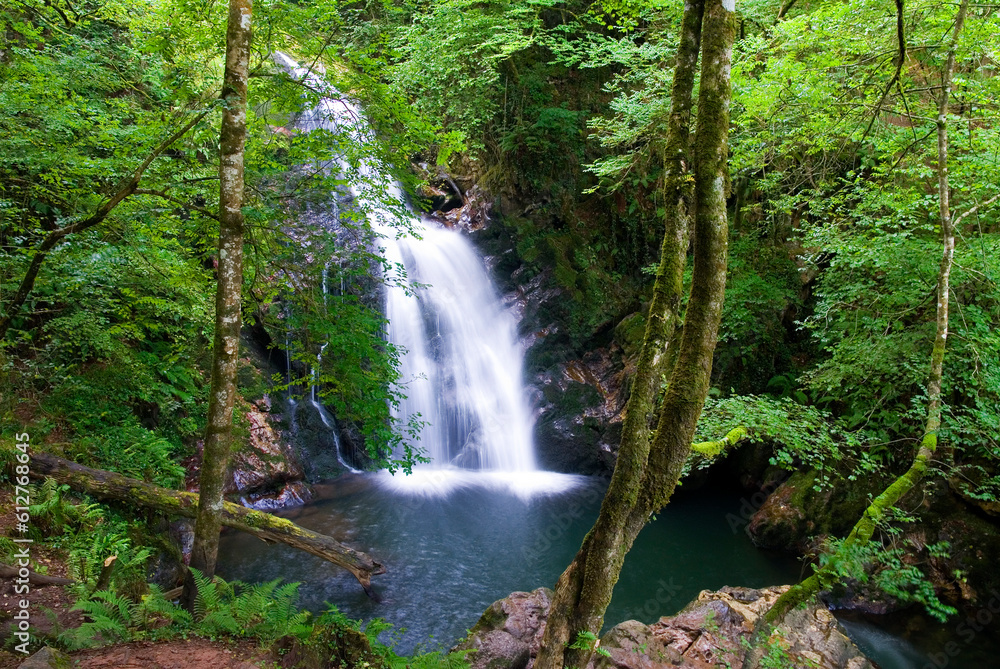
<box><xmin>760</xmin><ymin>0</ymin><xmax>968</xmax><ymax>630</ymax></box>
<box><xmin>27</xmin><ymin>452</ymin><xmax>384</xmax><ymax>594</ymax></box>
<box><xmin>185</xmin><ymin>0</ymin><xmax>252</xmax><ymax>609</ymax></box>
<box><xmin>0</xmin><ymin>562</ymin><xmax>74</xmax><ymax>586</ymax></box>
<box><xmin>534</xmin><ymin>2</ymin><xmax>735</xmax><ymax>665</ymax></box>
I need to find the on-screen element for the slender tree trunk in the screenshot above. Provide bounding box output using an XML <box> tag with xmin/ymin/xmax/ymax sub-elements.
<box><xmin>534</xmin><ymin>2</ymin><xmax>736</xmax><ymax>665</ymax></box>
<box><xmin>183</xmin><ymin>0</ymin><xmax>252</xmax><ymax>609</ymax></box>
<box><xmin>761</xmin><ymin>0</ymin><xmax>968</xmax><ymax>629</ymax></box>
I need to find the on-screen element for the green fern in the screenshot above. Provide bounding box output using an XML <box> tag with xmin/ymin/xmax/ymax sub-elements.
<box><xmin>139</xmin><ymin>585</ymin><xmax>194</xmax><ymax>631</ymax></box>
<box><xmin>59</xmin><ymin>590</ymin><xmax>137</xmax><ymax>650</ymax></box>
<box><xmin>189</xmin><ymin>567</ymin><xmax>228</xmax><ymax>620</ymax></box>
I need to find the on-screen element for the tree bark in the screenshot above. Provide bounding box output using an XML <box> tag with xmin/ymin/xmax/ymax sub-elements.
<box><xmin>760</xmin><ymin>0</ymin><xmax>969</xmax><ymax>630</ymax></box>
<box><xmin>534</xmin><ymin>1</ymin><xmax>735</xmax><ymax>665</ymax></box>
<box><xmin>27</xmin><ymin>452</ymin><xmax>384</xmax><ymax>594</ymax></box>
<box><xmin>0</xmin><ymin>562</ymin><xmax>74</xmax><ymax>586</ymax></box>
<box><xmin>185</xmin><ymin>0</ymin><xmax>252</xmax><ymax>609</ymax></box>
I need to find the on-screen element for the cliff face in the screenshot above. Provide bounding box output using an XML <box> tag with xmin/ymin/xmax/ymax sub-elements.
<box><xmin>469</xmin><ymin>217</ymin><xmax>636</xmax><ymax>477</ymax></box>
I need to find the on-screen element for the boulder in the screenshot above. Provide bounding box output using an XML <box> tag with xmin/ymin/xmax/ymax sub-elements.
<box><xmin>459</xmin><ymin>631</ymin><xmax>531</xmax><ymax>669</ymax></box>
<box><xmin>241</xmin><ymin>480</ymin><xmax>312</xmax><ymax>511</ymax></box>
<box><xmin>227</xmin><ymin>402</ymin><xmax>307</xmax><ymax>498</ymax></box>
<box><xmin>457</xmin><ymin>586</ymin><xmax>875</xmax><ymax>669</ymax></box>
<box><xmin>184</xmin><ymin>400</ymin><xmax>311</xmax><ymax>512</ymax></box>
<box><xmin>595</xmin><ymin>586</ymin><xmax>873</xmax><ymax>669</ymax></box>
<box><xmin>18</xmin><ymin>647</ymin><xmax>70</xmax><ymax>669</ymax></box>
<box><xmin>454</xmin><ymin>588</ymin><xmax>553</xmax><ymax>668</ymax></box>
<box><xmin>747</xmin><ymin>470</ymin><xmax>885</xmax><ymax>554</ymax></box>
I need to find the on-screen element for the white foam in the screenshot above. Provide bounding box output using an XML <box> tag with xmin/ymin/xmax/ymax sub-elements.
<box><xmin>372</xmin><ymin>468</ymin><xmax>588</xmax><ymax>500</ymax></box>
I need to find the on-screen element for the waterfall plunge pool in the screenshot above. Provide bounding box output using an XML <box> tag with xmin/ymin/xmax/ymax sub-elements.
<box><xmin>217</xmin><ymin>472</ymin><xmax>1000</xmax><ymax>667</ymax></box>
<box><xmin>259</xmin><ymin>53</ymin><xmax>1000</xmax><ymax>668</ymax></box>
<box><xmin>217</xmin><ymin>473</ymin><xmax>801</xmax><ymax>653</ymax></box>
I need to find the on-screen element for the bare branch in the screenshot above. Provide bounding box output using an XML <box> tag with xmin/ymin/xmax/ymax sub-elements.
<box><xmin>859</xmin><ymin>0</ymin><xmax>906</xmax><ymax>146</ymax></box>
<box><xmin>954</xmin><ymin>192</ymin><xmax>1000</xmax><ymax>227</ymax></box>
<box><xmin>134</xmin><ymin>189</ymin><xmax>220</xmax><ymax>221</ymax></box>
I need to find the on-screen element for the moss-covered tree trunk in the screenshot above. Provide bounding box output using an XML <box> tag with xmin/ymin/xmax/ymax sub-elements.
<box><xmin>183</xmin><ymin>0</ymin><xmax>252</xmax><ymax>609</ymax></box>
<box><xmin>761</xmin><ymin>0</ymin><xmax>968</xmax><ymax>629</ymax></box>
<box><xmin>27</xmin><ymin>452</ymin><xmax>384</xmax><ymax>593</ymax></box>
<box><xmin>533</xmin><ymin>2</ymin><xmax>735</xmax><ymax>665</ymax></box>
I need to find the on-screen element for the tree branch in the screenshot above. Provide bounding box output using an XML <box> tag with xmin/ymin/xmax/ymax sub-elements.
<box><xmin>134</xmin><ymin>189</ymin><xmax>220</xmax><ymax>221</ymax></box>
<box><xmin>953</xmin><ymin>192</ymin><xmax>1000</xmax><ymax>227</ymax></box>
<box><xmin>26</xmin><ymin>452</ymin><xmax>385</xmax><ymax>595</ymax></box>
<box><xmin>859</xmin><ymin>0</ymin><xmax>906</xmax><ymax>146</ymax></box>
<box><xmin>0</xmin><ymin>110</ymin><xmax>210</xmax><ymax>340</ymax></box>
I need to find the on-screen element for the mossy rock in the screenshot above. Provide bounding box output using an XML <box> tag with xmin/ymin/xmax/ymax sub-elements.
<box><xmin>613</xmin><ymin>311</ymin><xmax>645</xmax><ymax>359</ymax></box>
<box><xmin>17</xmin><ymin>647</ymin><xmax>71</xmax><ymax>669</ymax></box>
<box><xmin>273</xmin><ymin>623</ymin><xmax>386</xmax><ymax>669</ymax></box>
<box><xmin>748</xmin><ymin>469</ymin><xmax>890</xmax><ymax>552</ymax></box>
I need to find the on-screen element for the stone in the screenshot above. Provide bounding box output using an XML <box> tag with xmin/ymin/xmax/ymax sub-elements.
<box><xmin>590</xmin><ymin>619</ymin><xmax>685</xmax><ymax>669</ymax></box>
<box><xmin>240</xmin><ymin>480</ymin><xmax>313</xmax><ymax>510</ymax></box>
<box><xmin>227</xmin><ymin>404</ymin><xmax>306</xmax><ymax>498</ymax></box>
<box><xmin>458</xmin><ymin>585</ymin><xmax>875</xmax><ymax>669</ymax></box>
<box><xmin>462</xmin><ymin>630</ymin><xmax>531</xmax><ymax>669</ymax></box>
<box><xmin>454</xmin><ymin>588</ymin><xmax>554</xmax><ymax>667</ymax></box>
<box><xmin>533</xmin><ymin>348</ymin><xmax>628</xmax><ymax>475</ymax></box>
<box><xmin>631</xmin><ymin>586</ymin><xmax>873</xmax><ymax>669</ymax></box>
<box><xmin>18</xmin><ymin>647</ymin><xmax>71</xmax><ymax>669</ymax></box>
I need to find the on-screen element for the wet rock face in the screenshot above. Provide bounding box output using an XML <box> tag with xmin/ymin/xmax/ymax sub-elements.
<box><xmin>225</xmin><ymin>402</ymin><xmax>311</xmax><ymax>509</ymax></box>
<box><xmin>426</xmin><ymin>184</ymin><xmax>493</xmax><ymax>232</ymax></box>
<box><xmin>182</xmin><ymin>396</ymin><xmax>311</xmax><ymax>511</ymax></box>
<box><xmin>748</xmin><ymin>472</ymin><xmax>1000</xmax><ymax>616</ymax></box>
<box><xmin>532</xmin><ymin>348</ymin><xmax>626</xmax><ymax>474</ymax></box>
<box><xmin>469</xmin><ymin>221</ymin><xmax>631</xmax><ymax>476</ymax></box>
<box><xmin>746</xmin><ymin>470</ymin><xmax>883</xmax><ymax>554</ymax></box>
<box><xmin>457</xmin><ymin>586</ymin><xmax>875</xmax><ymax>669</ymax></box>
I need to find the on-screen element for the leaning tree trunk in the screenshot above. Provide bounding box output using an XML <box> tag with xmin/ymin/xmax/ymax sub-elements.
<box><xmin>184</xmin><ymin>0</ymin><xmax>252</xmax><ymax>608</ymax></box>
<box><xmin>534</xmin><ymin>2</ymin><xmax>735</xmax><ymax>665</ymax></box>
<box><xmin>26</xmin><ymin>452</ymin><xmax>385</xmax><ymax>593</ymax></box>
<box><xmin>760</xmin><ymin>0</ymin><xmax>969</xmax><ymax>630</ymax></box>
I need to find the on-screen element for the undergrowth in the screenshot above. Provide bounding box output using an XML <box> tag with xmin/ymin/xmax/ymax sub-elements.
<box><xmin>0</xmin><ymin>475</ymin><xmax>467</xmax><ymax>668</ymax></box>
<box><xmin>52</xmin><ymin>570</ymin><xmax>470</xmax><ymax>668</ymax></box>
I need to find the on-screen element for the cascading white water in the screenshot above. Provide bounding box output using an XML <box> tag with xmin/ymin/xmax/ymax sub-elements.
<box><xmin>274</xmin><ymin>53</ymin><xmax>578</xmax><ymax>494</ymax></box>
<box><xmin>381</xmin><ymin>221</ymin><xmax>536</xmax><ymax>471</ymax></box>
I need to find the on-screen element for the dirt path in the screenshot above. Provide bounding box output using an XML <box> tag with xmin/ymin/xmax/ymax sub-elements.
<box><xmin>0</xmin><ymin>638</ymin><xmax>272</xmax><ymax>669</ymax></box>
<box><xmin>0</xmin><ymin>494</ymin><xmax>276</xmax><ymax>669</ymax></box>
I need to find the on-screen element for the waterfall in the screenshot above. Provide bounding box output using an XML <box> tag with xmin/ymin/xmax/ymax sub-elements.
<box><xmin>381</xmin><ymin>221</ymin><xmax>536</xmax><ymax>472</ymax></box>
<box><xmin>274</xmin><ymin>52</ymin><xmax>577</xmax><ymax>495</ymax></box>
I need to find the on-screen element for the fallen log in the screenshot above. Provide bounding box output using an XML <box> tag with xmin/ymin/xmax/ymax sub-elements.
<box><xmin>0</xmin><ymin>562</ymin><xmax>74</xmax><ymax>586</ymax></box>
<box><xmin>28</xmin><ymin>452</ymin><xmax>384</xmax><ymax>596</ymax></box>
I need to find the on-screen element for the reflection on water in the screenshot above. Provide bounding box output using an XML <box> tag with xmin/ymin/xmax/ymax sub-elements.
<box><xmin>838</xmin><ymin>609</ymin><xmax>1000</xmax><ymax>669</ymax></box>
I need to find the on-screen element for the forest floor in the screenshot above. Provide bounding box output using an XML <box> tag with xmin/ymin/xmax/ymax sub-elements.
<box><xmin>0</xmin><ymin>488</ymin><xmax>271</xmax><ymax>668</ymax></box>
<box><xmin>0</xmin><ymin>638</ymin><xmax>271</xmax><ymax>669</ymax></box>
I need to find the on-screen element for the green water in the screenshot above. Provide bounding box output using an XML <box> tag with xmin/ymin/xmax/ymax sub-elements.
<box><xmin>218</xmin><ymin>472</ymin><xmax>799</xmax><ymax>652</ymax></box>
<box><xmin>216</xmin><ymin>471</ymin><xmax>1000</xmax><ymax>666</ymax></box>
